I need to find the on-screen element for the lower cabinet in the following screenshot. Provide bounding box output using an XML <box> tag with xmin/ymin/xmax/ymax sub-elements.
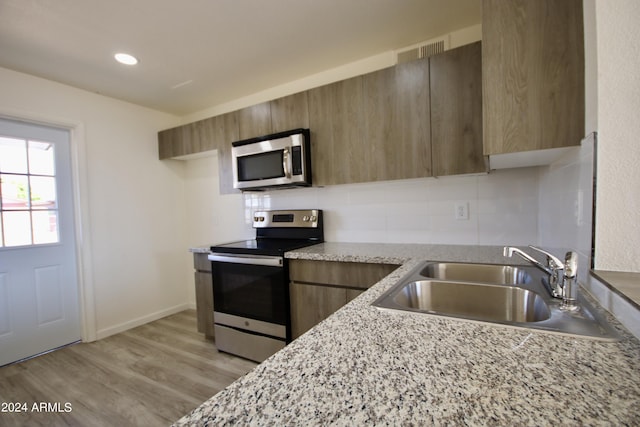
<box><xmin>289</xmin><ymin>259</ymin><xmax>399</xmax><ymax>339</ymax></box>
<box><xmin>193</xmin><ymin>253</ymin><xmax>214</xmax><ymax>339</ymax></box>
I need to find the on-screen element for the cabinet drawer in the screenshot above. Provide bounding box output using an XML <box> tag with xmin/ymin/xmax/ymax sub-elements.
<box><xmin>289</xmin><ymin>259</ymin><xmax>399</xmax><ymax>290</ymax></box>
<box><xmin>193</xmin><ymin>253</ymin><xmax>212</xmax><ymax>272</ymax></box>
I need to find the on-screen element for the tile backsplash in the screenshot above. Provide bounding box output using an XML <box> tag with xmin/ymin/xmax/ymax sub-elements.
<box><xmin>192</xmin><ymin>135</ymin><xmax>595</xmax><ymax>272</ymax></box>
<box><xmin>243</xmin><ymin>167</ymin><xmax>541</xmax><ymax>246</ymax></box>
<box><xmin>538</xmin><ymin>133</ymin><xmax>596</xmax><ymax>282</ymax></box>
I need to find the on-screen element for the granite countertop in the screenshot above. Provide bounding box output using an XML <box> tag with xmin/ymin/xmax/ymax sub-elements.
<box><xmin>177</xmin><ymin>242</ymin><xmax>640</xmax><ymax>426</ymax></box>
<box><xmin>592</xmin><ymin>270</ymin><xmax>640</xmax><ymax>309</ymax></box>
<box><xmin>189</xmin><ymin>245</ymin><xmax>213</xmax><ymax>254</ymax></box>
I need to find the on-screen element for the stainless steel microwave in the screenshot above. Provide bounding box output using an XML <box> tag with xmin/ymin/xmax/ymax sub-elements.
<box><xmin>232</xmin><ymin>128</ymin><xmax>311</xmax><ymax>190</ymax></box>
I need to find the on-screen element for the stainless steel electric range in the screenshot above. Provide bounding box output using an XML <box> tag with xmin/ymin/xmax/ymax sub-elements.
<box><xmin>208</xmin><ymin>209</ymin><xmax>323</xmax><ymax>362</ymax></box>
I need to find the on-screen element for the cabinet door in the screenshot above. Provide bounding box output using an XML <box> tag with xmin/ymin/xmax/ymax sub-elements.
<box><xmin>238</xmin><ymin>102</ymin><xmax>272</xmax><ymax>140</ymax></box>
<box><xmin>271</xmin><ymin>92</ymin><xmax>309</xmax><ymax>133</ymax></box>
<box><xmin>189</xmin><ymin>117</ymin><xmax>217</xmax><ymax>153</ymax></box>
<box><xmin>346</xmin><ymin>289</ymin><xmax>364</xmax><ymax>304</ymax></box>
<box><xmin>430</xmin><ymin>41</ymin><xmax>486</xmax><ymax>176</ymax></box>
<box><xmin>289</xmin><ymin>260</ymin><xmax>399</xmax><ymax>339</ymax></box>
<box><xmin>289</xmin><ymin>282</ymin><xmax>347</xmax><ymax>339</ymax></box>
<box><xmin>158</xmin><ymin>125</ymin><xmax>192</xmax><ymax>159</ymax></box>
<box><xmin>194</xmin><ymin>271</ymin><xmax>214</xmax><ymax>338</ymax></box>
<box><xmin>363</xmin><ymin>59</ymin><xmax>432</xmax><ymax>181</ymax></box>
<box><xmin>308</xmin><ymin>76</ymin><xmax>365</xmax><ymax>185</ymax></box>
<box><xmin>482</xmin><ymin>0</ymin><xmax>584</xmax><ymax>155</ymax></box>
<box><xmin>158</xmin><ymin>118</ymin><xmax>217</xmax><ymax>159</ymax></box>
<box><xmin>215</xmin><ymin>112</ymin><xmax>240</xmax><ymax>194</ymax></box>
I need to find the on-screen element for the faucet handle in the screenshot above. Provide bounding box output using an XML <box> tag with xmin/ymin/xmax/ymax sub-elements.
<box><xmin>527</xmin><ymin>245</ymin><xmax>564</xmax><ymax>270</ymax></box>
<box><xmin>562</xmin><ymin>251</ymin><xmax>580</xmax><ymax>311</ymax></box>
<box><xmin>564</xmin><ymin>251</ymin><xmax>578</xmax><ymax>278</ymax></box>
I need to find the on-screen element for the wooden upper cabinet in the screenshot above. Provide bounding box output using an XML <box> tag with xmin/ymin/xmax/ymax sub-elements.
<box><xmin>363</xmin><ymin>59</ymin><xmax>432</xmax><ymax>181</ymax></box>
<box><xmin>159</xmin><ymin>37</ymin><xmax>495</xmax><ymax>183</ymax></box>
<box><xmin>430</xmin><ymin>41</ymin><xmax>486</xmax><ymax>176</ymax></box>
<box><xmin>482</xmin><ymin>0</ymin><xmax>584</xmax><ymax>155</ymax></box>
<box><xmin>158</xmin><ymin>125</ymin><xmax>192</xmax><ymax>159</ymax></box>
<box><xmin>238</xmin><ymin>102</ymin><xmax>272</xmax><ymax>140</ymax></box>
<box><xmin>158</xmin><ymin>117</ymin><xmax>217</xmax><ymax>159</ymax></box>
<box><xmin>189</xmin><ymin>118</ymin><xmax>217</xmax><ymax>153</ymax></box>
<box><xmin>215</xmin><ymin>112</ymin><xmax>240</xmax><ymax>194</ymax></box>
<box><xmin>270</xmin><ymin>92</ymin><xmax>309</xmax><ymax>133</ymax></box>
<box><xmin>308</xmin><ymin>76</ymin><xmax>365</xmax><ymax>185</ymax></box>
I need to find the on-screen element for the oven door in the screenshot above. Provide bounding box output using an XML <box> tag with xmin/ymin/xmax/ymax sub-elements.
<box><xmin>208</xmin><ymin>253</ymin><xmax>289</xmax><ymax>339</ymax></box>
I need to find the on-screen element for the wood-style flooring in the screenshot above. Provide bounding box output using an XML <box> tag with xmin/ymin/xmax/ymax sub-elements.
<box><xmin>0</xmin><ymin>310</ymin><xmax>257</xmax><ymax>426</ymax></box>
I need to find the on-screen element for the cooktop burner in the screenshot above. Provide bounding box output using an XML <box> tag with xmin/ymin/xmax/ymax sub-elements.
<box><xmin>210</xmin><ymin>209</ymin><xmax>323</xmax><ymax>256</ymax></box>
<box><xmin>211</xmin><ymin>238</ymin><xmax>320</xmax><ymax>256</ymax></box>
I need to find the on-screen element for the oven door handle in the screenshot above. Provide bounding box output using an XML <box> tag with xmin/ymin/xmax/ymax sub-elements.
<box><xmin>208</xmin><ymin>253</ymin><xmax>283</xmax><ymax>267</ymax></box>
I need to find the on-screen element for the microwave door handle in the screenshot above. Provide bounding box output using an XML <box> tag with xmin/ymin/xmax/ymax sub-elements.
<box><xmin>282</xmin><ymin>147</ymin><xmax>291</xmax><ymax>178</ymax></box>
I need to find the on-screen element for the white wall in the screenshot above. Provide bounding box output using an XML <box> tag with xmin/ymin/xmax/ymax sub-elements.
<box><xmin>183</xmin><ymin>153</ymin><xmax>248</xmax><ymax>303</ymax></box>
<box><xmin>0</xmin><ymin>67</ymin><xmax>188</xmax><ymax>340</ymax></box>
<box><xmin>593</xmin><ymin>0</ymin><xmax>640</xmax><ymax>272</ymax></box>
<box><xmin>538</xmin><ymin>134</ymin><xmax>595</xmax><ymax>281</ymax></box>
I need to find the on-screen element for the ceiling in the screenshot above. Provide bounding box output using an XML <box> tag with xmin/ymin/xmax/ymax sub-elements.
<box><xmin>0</xmin><ymin>0</ymin><xmax>481</xmax><ymax>116</ymax></box>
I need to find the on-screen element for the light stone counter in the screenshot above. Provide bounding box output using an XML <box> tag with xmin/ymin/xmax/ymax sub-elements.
<box><xmin>189</xmin><ymin>245</ymin><xmax>212</xmax><ymax>254</ymax></box>
<box><xmin>592</xmin><ymin>270</ymin><xmax>640</xmax><ymax>308</ymax></box>
<box><xmin>175</xmin><ymin>242</ymin><xmax>640</xmax><ymax>426</ymax></box>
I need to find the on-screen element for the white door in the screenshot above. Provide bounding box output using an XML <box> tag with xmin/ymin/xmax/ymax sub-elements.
<box><xmin>0</xmin><ymin>117</ymin><xmax>81</xmax><ymax>366</ymax></box>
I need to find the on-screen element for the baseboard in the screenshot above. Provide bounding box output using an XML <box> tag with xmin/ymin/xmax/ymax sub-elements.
<box><xmin>95</xmin><ymin>303</ymin><xmax>191</xmax><ymax>341</ymax></box>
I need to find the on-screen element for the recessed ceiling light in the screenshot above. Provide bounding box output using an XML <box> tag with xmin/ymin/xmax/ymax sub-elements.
<box><xmin>114</xmin><ymin>53</ymin><xmax>138</xmax><ymax>65</ymax></box>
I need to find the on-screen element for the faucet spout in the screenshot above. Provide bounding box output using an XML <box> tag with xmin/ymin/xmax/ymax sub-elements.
<box><xmin>503</xmin><ymin>246</ymin><xmax>553</xmax><ymax>276</ymax></box>
<box><xmin>503</xmin><ymin>246</ymin><xmax>564</xmax><ymax>298</ymax></box>
<box><xmin>503</xmin><ymin>246</ymin><xmax>581</xmax><ymax>308</ymax></box>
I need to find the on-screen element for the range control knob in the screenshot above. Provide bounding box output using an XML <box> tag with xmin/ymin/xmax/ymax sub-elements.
<box><xmin>311</xmin><ymin>215</ymin><xmax>317</xmax><ymax>222</ymax></box>
<box><xmin>302</xmin><ymin>215</ymin><xmax>310</xmax><ymax>222</ymax></box>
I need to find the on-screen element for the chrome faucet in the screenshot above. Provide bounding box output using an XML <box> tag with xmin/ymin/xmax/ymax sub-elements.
<box><xmin>503</xmin><ymin>245</ymin><xmax>565</xmax><ymax>298</ymax></box>
<box><xmin>561</xmin><ymin>251</ymin><xmax>579</xmax><ymax>311</ymax></box>
<box><xmin>503</xmin><ymin>246</ymin><xmax>581</xmax><ymax>310</ymax></box>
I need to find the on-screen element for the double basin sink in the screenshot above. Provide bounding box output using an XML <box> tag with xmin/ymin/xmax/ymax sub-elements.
<box><xmin>372</xmin><ymin>261</ymin><xmax>619</xmax><ymax>341</ymax></box>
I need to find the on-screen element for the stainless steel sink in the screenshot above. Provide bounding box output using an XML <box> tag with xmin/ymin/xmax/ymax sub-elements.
<box><xmin>373</xmin><ymin>261</ymin><xmax>620</xmax><ymax>341</ymax></box>
<box><xmin>391</xmin><ymin>280</ymin><xmax>550</xmax><ymax>323</ymax></box>
<box><xmin>419</xmin><ymin>262</ymin><xmax>531</xmax><ymax>285</ymax></box>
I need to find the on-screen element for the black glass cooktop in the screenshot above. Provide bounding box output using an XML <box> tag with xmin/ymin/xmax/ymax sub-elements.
<box><xmin>210</xmin><ymin>238</ymin><xmax>320</xmax><ymax>256</ymax></box>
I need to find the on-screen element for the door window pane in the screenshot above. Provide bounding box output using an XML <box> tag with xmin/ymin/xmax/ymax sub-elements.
<box><xmin>30</xmin><ymin>176</ymin><xmax>57</xmax><ymax>210</ymax></box>
<box><xmin>2</xmin><ymin>211</ymin><xmax>32</xmax><ymax>247</ymax></box>
<box><xmin>0</xmin><ymin>136</ymin><xmax>59</xmax><ymax>247</ymax></box>
<box><xmin>0</xmin><ymin>137</ymin><xmax>28</xmax><ymax>173</ymax></box>
<box><xmin>28</xmin><ymin>141</ymin><xmax>55</xmax><ymax>176</ymax></box>
<box><xmin>32</xmin><ymin>211</ymin><xmax>59</xmax><ymax>244</ymax></box>
<box><xmin>1</xmin><ymin>174</ymin><xmax>30</xmax><ymax>210</ymax></box>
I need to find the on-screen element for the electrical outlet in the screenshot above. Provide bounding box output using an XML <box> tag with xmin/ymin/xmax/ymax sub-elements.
<box><xmin>454</xmin><ymin>202</ymin><xmax>469</xmax><ymax>220</ymax></box>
